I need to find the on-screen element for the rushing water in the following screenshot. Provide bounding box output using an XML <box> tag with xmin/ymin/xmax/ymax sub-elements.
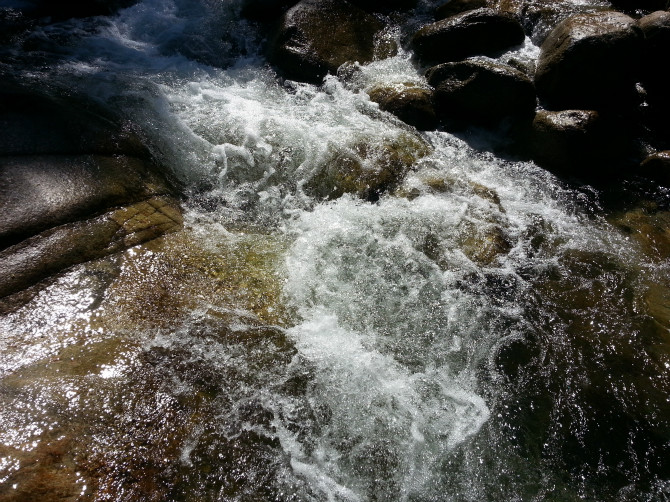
<box><xmin>2</xmin><ymin>0</ymin><xmax>670</xmax><ymax>500</ymax></box>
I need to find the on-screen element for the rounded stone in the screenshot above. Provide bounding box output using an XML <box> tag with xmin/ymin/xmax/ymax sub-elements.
<box><xmin>411</xmin><ymin>8</ymin><xmax>525</xmax><ymax>65</ymax></box>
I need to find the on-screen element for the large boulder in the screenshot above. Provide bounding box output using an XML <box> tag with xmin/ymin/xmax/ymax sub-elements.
<box><xmin>638</xmin><ymin>11</ymin><xmax>670</xmax><ymax>139</ymax></box>
<box><xmin>608</xmin><ymin>0</ymin><xmax>669</xmax><ymax>15</ymax></box>
<box><xmin>534</xmin><ymin>11</ymin><xmax>643</xmax><ymax>111</ymax></box>
<box><xmin>435</xmin><ymin>0</ymin><xmax>487</xmax><ymax>20</ymax></box>
<box><xmin>240</xmin><ymin>0</ymin><xmax>299</xmax><ymax>21</ymax></box>
<box><xmin>493</xmin><ymin>0</ymin><xmax>612</xmax><ymax>45</ymax></box>
<box><xmin>268</xmin><ymin>0</ymin><xmax>384</xmax><ymax>84</ymax></box>
<box><xmin>426</xmin><ymin>59</ymin><xmax>536</xmax><ymax>127</ymax></box>
<box><xmin>367</xmin><ymin>83</ymin><xmax>437</xmax><ymax>130</ymax></box>
<box><xmin>639</xmin><ymin>151</ymin><xmax>670</xmax><ymax>185</ymax></box>
<box><xmin>527</xmin><ymin>109</ymin><xmax>640</xmax><ymax>178</ymax></box>
<box><xmin>528</xmin><ymin>109</ymin><xmax>603</xmax><ymax>174</ymax></box>
<box><xmin>349</xmin><ymin>0</ymin><xmax>417</xmax><ymax>11</ymax></box>
<box><xmin>411</xmin><ymin>8</ymin><xmax>525</xmax><ymax>65</ymax></box>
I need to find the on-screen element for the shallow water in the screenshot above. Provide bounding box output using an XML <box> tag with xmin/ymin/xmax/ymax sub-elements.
<box><xmin>2</xmin><ymin>0</ymin><xmax>670</xmax><ymax>500</ymax></box>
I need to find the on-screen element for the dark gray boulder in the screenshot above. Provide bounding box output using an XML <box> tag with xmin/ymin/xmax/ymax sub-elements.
<box><xmin>529</xmin><ymin>109</ymin><xmax>603</xmax><ymax>173</ymax></box>
<box><xmin>638</xmin><ymin>11</ymin><xmax>670</xmax><ymax>135</ymax></box>
<box><xmin>268</xmin><ymin>0</ymin><xmax>384</xmax><ymax>83</ymax></box>
<box><xmin>639</xmin><ymin>151</ymin><xmax>670</xmax><ymax>184</ymax></box>
<box><xmin>350</xmin><ymin>0</ymin><xmax>417</xmax><ymax>11</ymax></box>
<box><xmin>435</xmin><ymin>0</ymin><xmax>487</xmax><ymax>20</ymax></box>
<box><xmin>367</xmin><ymin>83</ymin><xmax>437</xmax><ymax>130</ymax></box>
<box><xmin>494</xmin><ymin>0</ymin><xmax>612</xmax><ymax>45</ymax></box>
<box><xmin>608</xmin><ymin>0</ymin><xmax>669</xmax><ymax>15</ymax></box>
<box><xmin>534</xmin><ymin>11</ymin><xmax>642</xmax><ymax>111</ymax></box>
<box><xmin>527</xmin><ymin>109</ymin><xmax>640</xmax><ymax>178</ymax></box>
<box><xmin>426</xmin><ymin>59</ymin><xmax>536</xmax><ymax>127</ymax></box>
<box><xmin>412</xmin><ymin>8</ymin><xmax>525</xmax><ymax>65</ymax></box>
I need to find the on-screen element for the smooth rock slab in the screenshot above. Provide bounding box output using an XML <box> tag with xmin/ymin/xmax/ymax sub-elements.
<box><xmin>0</xmin><ymin>196</ymin><xmax>182</xmax><ymax>299</ymax></box>
<box><xmin>412</xmin><ymin>8</ymin><xmax>525</xmax><ymax>65</ymax></box>
<box><xmin>0</xmin><ymin>155</ymin><xmax>171</xmax><ymax>249</ymax></box>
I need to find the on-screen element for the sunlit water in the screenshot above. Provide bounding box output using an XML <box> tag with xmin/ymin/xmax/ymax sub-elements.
<box><xmin>2</xmin><ymin>0</ymin><xmax>670</xmax><ymax>500</ymax></box>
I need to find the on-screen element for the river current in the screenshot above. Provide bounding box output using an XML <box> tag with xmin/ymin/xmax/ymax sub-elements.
<box><xmin>1</xmin><ymin>0</ymin><xmax>670</xmax><ymax>500</ymax></box>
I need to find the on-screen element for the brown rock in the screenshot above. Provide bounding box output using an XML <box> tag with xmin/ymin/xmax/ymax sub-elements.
<box><xmin>435</xmin><ymin>0</ymin><xmax>487</xmax><ymax>20</ymax></box>
<box><xmin>367</xmin><ymin>83</ymin><xmax>437</xmax><ymax>130</ymax></box>
<box><xmin>307</xmin><ymin>133</ymin><xmax>432</xmax><ymax>201</ymax></box>
<box><xmin>0</xmin><ymin>196</ymin><xmax>182</xmax><ymax>299</ymax></box>
<box><xmin>268</xmin><ymin>0</ymin><xmax>384</xmax><ymax>83</ymax></box>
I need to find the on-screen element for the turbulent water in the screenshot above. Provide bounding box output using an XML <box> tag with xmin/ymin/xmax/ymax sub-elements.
<box><xmin>2</xmin><ymin>0</ymin><xmax>670</xmax><ymax>500</ymax></box>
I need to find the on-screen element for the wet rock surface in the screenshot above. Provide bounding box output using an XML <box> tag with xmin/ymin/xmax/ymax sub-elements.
<box><xmin>426</xmin><ymin>59</ymin><xmax>536</xmax><ymax>127</ymax></box>
<box><xmin>412</xmin><ymin>8</ymin><xmax>525</xmax><ymax>65</ymax></box>
<box><xmin>534</xmin><ymin>11</ymin><xmax>642</xmax><ymax>111</ymax></box>
<box><xmin>306</xmin><ymin>133</ymin><xmax>432</xmax><ymax>201</ymax></box>
<box><xmin>528</xmin><ymin>110</ymin><xmax>637</xmax><ymax>180</ymax></box>
<box><xmin>493</xmin><ymin>0</ymin><xmax>611</xmax><ymax>44</ymax></box>
<box><xmin>639</xmin><ymin>150</ymin><xmax>670</xmax><ymax>185</ymax></box>
<box><xmin>0</xmin><ymin>81</ymin><xmax>180</xmax><ymax>299</ymax></box>
<box><xmin>367</xmin><ymin>83</ymin><xmax>437</xmax><ymax>130</ymax></box>
<box><xmin>268</xmin><ymin>0</ymin><xmax>384</xmax><ymax>83</ymax></box>
<box><xmin>0</xmin><ymin>228</ymin><xmax>308</xmax><ymax>500</ymax></box>
<box><xmin>435</xmin><ymin>0</ymin><xmax>487</xmax><ymax>21</ymax></box>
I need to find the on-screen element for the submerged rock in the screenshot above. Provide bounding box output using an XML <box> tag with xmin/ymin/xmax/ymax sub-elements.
<box><xmin>534</xmin><ymin>11</ymin><xmax>643</xmax><ymax>111</ymax></box>
<box><xmin>268</xmin><ymin>0</ymin><xmax>384</xmax><ymax>83</ymax></box>
<box><xmin>367</xmin><ymin>83</ymin><xmax>437</xmax><ymax>130</ymax></box>
<box><xmin>426</xmin><ymin>59</ymin><xmax>536</xmax><ymax>127</ymax></box>
<box><xmin>307</xmin><ymin>133</ymin><xmax>432</xmax><ymax>201</ymax></box>
<box><xmin>411</xmin><ymin>8</ymin><xmax>525</xmax><ymax>65</ymax></box>
<box><xmin>496</xmin><ymin>248</ymin><xmax>670</xmax><ymax>490</ymax></box>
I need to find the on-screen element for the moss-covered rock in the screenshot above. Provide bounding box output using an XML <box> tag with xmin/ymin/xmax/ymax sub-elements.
<box><xmin>306</xmin><ymin>133</ymin><xmax>432</xmax><ymax>201</ymax></box>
